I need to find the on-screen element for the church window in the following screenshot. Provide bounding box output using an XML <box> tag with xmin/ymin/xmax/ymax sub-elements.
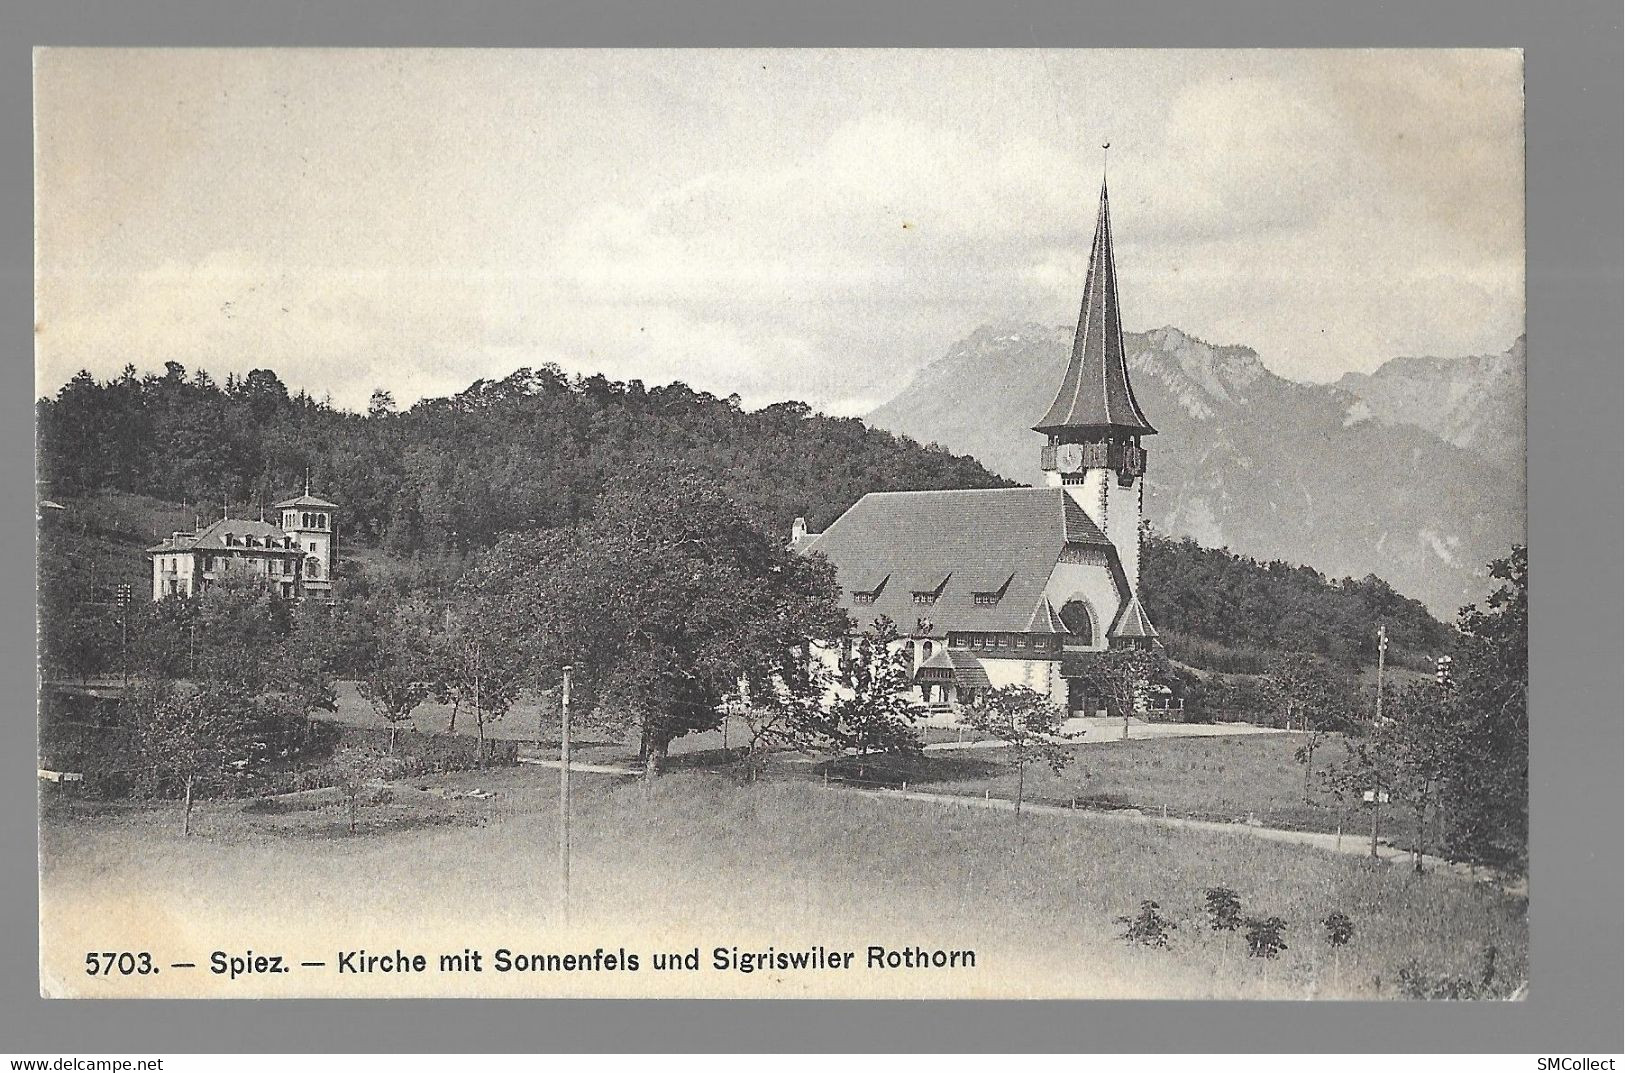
<box><xmin>1059</xmin><ymin>599</ymin><xmax>1095</xmax><ymax>646</ymax></box>
<box><xmin>317</xmin><ymin>514</ymin><xmax>328</xmax><ymax>530</ymax></box>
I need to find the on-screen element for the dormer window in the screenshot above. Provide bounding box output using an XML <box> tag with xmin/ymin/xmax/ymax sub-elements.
<box><xmin>909</xmin><ymin>572</ymin><xmax>951</xmax><ymax>607</ymax></box>
<box><xmin>972</xmin><ymin>573</ymin><xmax>1014</xmax><ymax>607</ymax></box>
<box><xmin>849</xmin><ymin>573</ymin><xmax>888</xmax><ymax>607</ymax></box>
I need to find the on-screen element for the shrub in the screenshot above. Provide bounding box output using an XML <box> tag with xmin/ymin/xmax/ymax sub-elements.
<box><xmin>1118</xmin><ymin>900</ymin><xmax>1176</xmax><ymax>948</ymax></box>
<box><xmin>1203</xmin><ymin>887</ymin><xmax>1243</xmax><ymax>931</ymax></box>
<box><xmin>1243</xmin><ymin>916</ymin><xmax>1289</xmax><ymax>959</ymax></box>
<box><xmin>1397</xmin><ymin>945</ymin><xmax>1503</xmax><ymax>1000</ymax></box>
<box><xmin>1323</xmin><ymin>911</ymin><xmax>1355</xmax><ymax>948</ymax></box>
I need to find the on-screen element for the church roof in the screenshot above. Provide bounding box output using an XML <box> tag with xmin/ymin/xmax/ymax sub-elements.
<box><xmin>1023</xmin><ymin>596</ymin><xmax>1070</xmax><ymax>635</ymax></box>
<box><xmin>1108</xmin><ymin>592</ymin><xmax>1159</xmax><ymax>639</ymax></box>
<box><xmin>1032</xmin><ymin>178</ymin><xmax>1157</xmax><ymax>438</ymax></box>
<box><xmin>146</xmin><ymin>517</ymin><xmax>303</xmax><ymax>555</ymax></box>
<box><xmin>272</xmin><ymin>493</ymin><xmax>339</xmax><ymax>509</ymax></box>
<box><xmin>945</xmin><ymin>649</ymin><xmax>994</xmax><ymax>690</ymax></box>
<box><xmin>801</xmin><ymin>487</ymin><xmax>1116</xmax><ymax>635</ymax></box>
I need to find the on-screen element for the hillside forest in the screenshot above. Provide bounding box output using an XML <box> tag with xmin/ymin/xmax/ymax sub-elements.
<box><xmin>38</xmin><ymin>361</ymin><xmax>1454</xmax><ymax>679</ymax></box>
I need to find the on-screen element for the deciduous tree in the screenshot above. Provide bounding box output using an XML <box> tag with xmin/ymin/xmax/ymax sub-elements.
<box><xmin>1085</xmin><ymin>647</ymin><xmax>1172</xmax><ymax>739</ymax></box>
<box><xmin>124</xmin><ymin>680</ymin><xmax>254</xmax><ymax>835</ymax></box>
<box><xmin>962</xmin><ymin>684</ymin><xmax>1072</xmax><ymax>819</ymax></box>
<box><xmin>826</xmin><ymin>618</ymin><xmax>922</xmax><ymax>778</ymax></box>
<box><xmin>462</xmin><ymin>464</ymin><xmax>848</xmax><ymax>777</ymax></box>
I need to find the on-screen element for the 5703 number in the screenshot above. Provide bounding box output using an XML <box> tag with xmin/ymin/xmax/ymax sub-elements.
<box><xmin>84</xmin><ymin>951</ymin><xmax>158</xmax><ymax>976</ymax></box>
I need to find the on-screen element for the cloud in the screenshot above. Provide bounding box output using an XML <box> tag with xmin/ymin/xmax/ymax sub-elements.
<box><xmin>35</xmin><ymin>50</ymin><xmax>1525</xmax><ymax>413</ymax></box>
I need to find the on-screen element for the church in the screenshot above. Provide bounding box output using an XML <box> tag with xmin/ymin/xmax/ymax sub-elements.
<box><xmin>795</xmin><ymin>176</ymin><xmax>1162</xmax><ymax>718</ymax></box>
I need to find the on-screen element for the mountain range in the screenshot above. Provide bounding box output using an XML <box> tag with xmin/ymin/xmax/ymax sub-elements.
<box><xmin>866</xmin><ymin>324</ymin><xmax>1525</xmax><ymax>619</ymax></box>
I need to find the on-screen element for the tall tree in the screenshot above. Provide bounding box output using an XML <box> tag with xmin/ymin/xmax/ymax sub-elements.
<box><xmin>463</xmin><ymin>463</ymin><xmax>848</xmax><ymax>776</ymax></box>
<box><xmin>1444</xmin><ymin>546</ymin><xmax>1528</xmax><ymax>870</ymax></box>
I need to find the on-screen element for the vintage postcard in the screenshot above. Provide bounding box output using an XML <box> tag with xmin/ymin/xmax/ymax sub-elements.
<box><xmin>35</xmin><ymin>48</ymin><xmax>1527</xmax><ymax>999</ymax></box>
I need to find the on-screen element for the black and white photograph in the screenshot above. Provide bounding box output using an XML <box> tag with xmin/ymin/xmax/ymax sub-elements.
<box><xmin>33</xmin><ymin>47</ymin><xmax>1530</xmax><ymax>1001</ymax></box>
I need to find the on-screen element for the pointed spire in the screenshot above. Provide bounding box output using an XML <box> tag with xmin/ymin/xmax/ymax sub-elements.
<box><xmin>1108</xmin><ymin>593</ymin><xmax>1158</xmax><ymax>640</ymax></box>
<box><xmin>1033</xmin><ymin>173</ymin><xmax>1156</xmax><ymax>437</ymax></box>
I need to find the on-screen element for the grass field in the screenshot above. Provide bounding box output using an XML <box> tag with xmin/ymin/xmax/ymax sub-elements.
<box><xmin>325</xmin><ymin>686</ymin><xmax>1370</xmax><ymax>836</ymax></box>
<box><xmin>39</xmin><ymin>765</ymin><xmax>1526</xmax><ymax>1000</ymax></box>
<box><xmin>823</xmin><ymin>734</ymin><xmax>1357</xmax><ymax>835</ymax></box>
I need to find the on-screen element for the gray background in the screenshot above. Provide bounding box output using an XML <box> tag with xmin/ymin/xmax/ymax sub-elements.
<box><xmin>3</xmin><ymin>0</ymin><xmax>1618</xmax><ymax>1054</ymax></box>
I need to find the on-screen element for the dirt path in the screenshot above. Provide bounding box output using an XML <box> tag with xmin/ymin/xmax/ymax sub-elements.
<box><xmin>830</xmin><ymin>782</ymin><xmax>1521</xmax><ymax>893</ymax></box>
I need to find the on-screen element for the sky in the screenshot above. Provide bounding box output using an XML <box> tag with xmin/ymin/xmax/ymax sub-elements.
<box><xmin>35</xmin><ymin>49</ymin><xmax>1525</xmax><ymax>415</ymax></box>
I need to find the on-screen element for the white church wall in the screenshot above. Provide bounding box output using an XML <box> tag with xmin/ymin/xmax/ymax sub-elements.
<box><xmin>1041</xmin><ymin>559</ymin><xmax>1121</xmax><ymax>650</ymax></box>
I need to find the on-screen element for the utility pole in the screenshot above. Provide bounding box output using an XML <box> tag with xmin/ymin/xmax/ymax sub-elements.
<box><xmin>1366</xmin><ymin>788</ymin><xmax>1388</xmax><ymax>859</ymax></box>
<box><xmin>559</xmin><ymin>665</ymin><xmax>572</xmax><ymax>927</ymax></box>
<box><xmin>115</xmin><ymin>584</ymin><xmax>132</xmax><ymax>685</ymax></box>
<box><xmin>1375</xmin><ymin>625</ymin><xmax>1387</xmax><ymax>724</ymax></box>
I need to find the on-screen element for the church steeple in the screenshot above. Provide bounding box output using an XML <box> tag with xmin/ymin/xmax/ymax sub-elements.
<box><xmin>1035</xmin><ymin>167</ymin><xmax>1156</xmax><ymax>615</ymax></box>
<box><xmin>1033</xmin><ymin>177</ymin><xmax>1156</xmax><ymax>439</ymax></box>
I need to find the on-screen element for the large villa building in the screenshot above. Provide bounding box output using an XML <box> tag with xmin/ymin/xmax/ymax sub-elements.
<box><xmin>796</xmin><ymin>177</ymin><xmax>1162</xmax><ymax>717</ymax></box>
<box><xmin>146</xmin><ymin>488</ymin><xmax>339</xmax><ymax>602</ymax></box>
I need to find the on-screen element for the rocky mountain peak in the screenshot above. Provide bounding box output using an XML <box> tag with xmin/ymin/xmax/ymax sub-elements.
<box><xmin>866</xmin><ymin>323</ymin><xmax>1524</xmax><ymax>618</ymax></box>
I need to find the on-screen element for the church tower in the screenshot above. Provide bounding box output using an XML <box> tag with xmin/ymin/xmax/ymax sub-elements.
<box><xmin>1034</xmin><ymin>175</ymin><xmax>1156</xmax><ymax>607</ymax></box>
